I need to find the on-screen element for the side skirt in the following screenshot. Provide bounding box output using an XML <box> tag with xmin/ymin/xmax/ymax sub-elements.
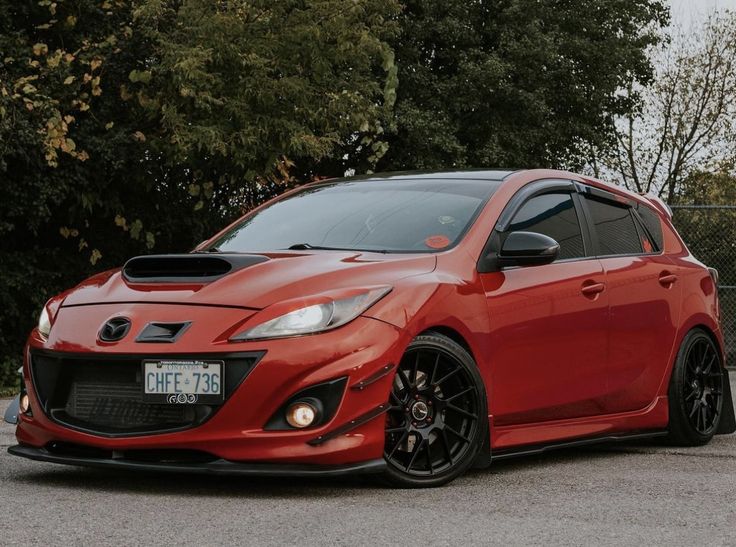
<box><xmin>490</xmin><ymin>430</ymin><xmax>668</xmax><ymax>461</ymax></box>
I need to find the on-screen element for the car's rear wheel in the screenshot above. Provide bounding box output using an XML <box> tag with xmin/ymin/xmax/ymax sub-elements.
<box><xmin>667</xmin><ymin>328</ymin><xmax>724</xmax><ymax>446</ymax></box>
<box><xmin>382</xmin><ymin>333</ymin><xmax>487</xmax><ymax>488</ymax></box>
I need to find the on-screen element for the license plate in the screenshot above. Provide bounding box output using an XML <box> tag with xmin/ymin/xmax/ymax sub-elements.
<box><xmin>142</xmin><ymin>359</ymin><xmax>224</xmax><ymax>404</ymax></box>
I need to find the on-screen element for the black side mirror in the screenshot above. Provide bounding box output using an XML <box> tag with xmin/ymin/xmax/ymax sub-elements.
<box><xmin>498</xmin><ymin>231</ymin><xmax>560</xmax><ymax>268</ymax></box>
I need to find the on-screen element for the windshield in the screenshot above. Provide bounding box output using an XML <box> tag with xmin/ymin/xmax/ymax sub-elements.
<box><xmin>209</xmin><ymin>178</ymin><xmax>502</xmax><ymax>253</ymax></box>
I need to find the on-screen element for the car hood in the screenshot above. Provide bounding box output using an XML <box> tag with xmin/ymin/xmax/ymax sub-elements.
<box><xmin>60</xmin><ymin>251</ymin><xmax>437</xmax><ymax>310</ymax></box>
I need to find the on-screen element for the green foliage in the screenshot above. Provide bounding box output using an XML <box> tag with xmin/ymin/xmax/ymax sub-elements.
<box><xmin>380</xmin><ymin>0</ymin><xmax>669</xmax><ymax>171</ymax></box>
<box><xmin>672</xmin><ymin>171</ymin><xmax>736</xmax><ymax>286</ymax></box>
<box><xmin>132</xmin><ymin>0</ymin><xmax>399</xmax><ymax>173</ymax></box>
<box><xmin>0</xmin><ymin>0</ymin><xmax>400</xmax><ymax>384</ymax></box>
<box><xmin>675</xmin><ymin>171</ymin><xmax>736</xmax><ymax>207</ymax></box>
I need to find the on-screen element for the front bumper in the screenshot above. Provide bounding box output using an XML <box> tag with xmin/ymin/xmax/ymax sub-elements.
<box><xmin>8</xmin><ymin>444</ymin><xmax>386</xmax><ymax>477</ymax></box>
<box><xmin>15</xmin><ymin>304</ymin><xmax>407</xmax><ymax>469</ymax></box>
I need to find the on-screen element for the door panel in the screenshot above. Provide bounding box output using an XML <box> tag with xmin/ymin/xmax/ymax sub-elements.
<box><xmin>597</xmin><ymin>255</ymin><xmax>680</xmax><ymax>412</ymax></box>
<box><xmin>482</xmin><ymin>260</ymin><xmax>609</xmax><ymax>425</ymax></box>
<box><xmin>579</xmin><ymin>193</ymin><xmax>680</xmax><ymax>413</ymax></box>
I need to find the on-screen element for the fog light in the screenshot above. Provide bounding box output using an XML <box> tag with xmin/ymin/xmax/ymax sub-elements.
<box><xmin>286</xmin><ymin>402</ymin><xmax>317</xmax><ymax>429</ymax></box>
<box><xmin>19</xmin><ymin>394</ymin><xmax>30</xmax><ymax>414</ymax></box>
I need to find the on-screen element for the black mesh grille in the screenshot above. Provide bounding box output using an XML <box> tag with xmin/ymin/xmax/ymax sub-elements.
<box><xmin>65</xmin><ymin>381</ymin><xmax>192</xmax><ymax>429</ymax></box>
<box><xmin>30</xmin><ymin>351</ymin><xmax>263</xmax><ymax>436</ymax></box>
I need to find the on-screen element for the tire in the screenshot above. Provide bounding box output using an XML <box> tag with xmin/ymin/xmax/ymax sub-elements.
<box><xmin>382</xmin><ymin>333</ymin><xmax>488</xmax><ymax>488</ymax></box>
<box><xmin>667</xmin><ymin>328</ymin><xmax>724</xmax><ymax>446</ymax></box>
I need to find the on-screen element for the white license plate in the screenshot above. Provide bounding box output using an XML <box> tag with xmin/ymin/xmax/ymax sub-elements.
<box><xmin>142</xmin><ymin>360</ymin><xmax>224</xmax><ymax>404</ymax></box>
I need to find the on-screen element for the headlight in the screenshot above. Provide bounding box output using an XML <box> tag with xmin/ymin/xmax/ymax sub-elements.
<box><xmin>231</xmin><ymin>286</ymin><xmax>391</xmax><ymax>341</ymax></box>
<box><xmin>38</xmin><ymin>306</ymin><xmax>52</xmax><ymax>339</ymax></box>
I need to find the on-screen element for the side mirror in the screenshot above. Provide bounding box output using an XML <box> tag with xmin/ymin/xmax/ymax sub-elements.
<box><xmin>498</xmin><ymin>231</ymin><xmax>560</xmax><ymax>268</ymax></box>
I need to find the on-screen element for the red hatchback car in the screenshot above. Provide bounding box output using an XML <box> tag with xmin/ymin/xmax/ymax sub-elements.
<box><xmin>7</xmin><ymin>169</ymin><xmax>735</xmax><ymax>487</ymax></box>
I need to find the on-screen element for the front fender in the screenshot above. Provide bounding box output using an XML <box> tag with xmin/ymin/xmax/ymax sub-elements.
<box><xmin>362</xmin><ymin>273</ymin><xmax>492</xmax><ymax>380</ymax></box>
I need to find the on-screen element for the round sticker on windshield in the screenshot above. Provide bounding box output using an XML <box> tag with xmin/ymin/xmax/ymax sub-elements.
<box><xmin>425</xmin><ymin>235</ymin><xmax>451</xmax><ymax>249</ymax></box>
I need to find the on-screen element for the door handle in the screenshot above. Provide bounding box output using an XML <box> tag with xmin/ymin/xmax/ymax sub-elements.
<box><xmin>581</xmin><ymin>281</ymin><xmax>605</xmax><ymax>297</ymax></box>
<box><xmin>659</xmin><ymin>272</ymin><xmax>677</xmax><ymax>287</ymax></box>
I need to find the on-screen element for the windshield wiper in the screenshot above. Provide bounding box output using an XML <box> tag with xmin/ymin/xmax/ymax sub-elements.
<box><xmin>285</xmin><ymin>243</ymin><xmax>389</xmax><ymax>253</ymax></box>
<box><xmin>285</xmin><ymin>243</ymin><xmax>344</xmax><ymax>250</ymax></box>
<box><xmin>192</xmin><ymin>247</ymin><xmax>221</xmax><ymax>253</ymax></box>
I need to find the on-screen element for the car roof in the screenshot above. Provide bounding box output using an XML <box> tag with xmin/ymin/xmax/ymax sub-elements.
<box><xmin>314</xmin><ymin>168</ymin><xmax>670</xmax><ymax>216</ymax></box>
<box><xmin>321</xmin><ymin>169</ymin><xmax>519</xmax><ymax>183</ymax></box>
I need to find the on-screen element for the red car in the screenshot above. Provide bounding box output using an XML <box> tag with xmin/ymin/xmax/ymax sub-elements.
<box><xmin>7</xmin><ymin>169</ymin><xmax>735</xmax><ymax>487</ymax></box>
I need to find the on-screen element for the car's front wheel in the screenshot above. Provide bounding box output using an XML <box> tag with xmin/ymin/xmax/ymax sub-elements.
<box><xmin>382</xmin><ymin>333</ymin><xmax>487</xmax><ymax>487</ymax></box>
<box><xmin>667</xmin><ymin>328</ymin><xmax>724</xmax><ymax>445</ymax></box>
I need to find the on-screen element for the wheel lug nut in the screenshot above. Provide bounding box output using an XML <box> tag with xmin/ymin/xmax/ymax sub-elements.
<box><xmin>412</xmin><ymin>421</ymin><xmax>417</xmax><ymax>427</ymax></box>
<box><xmin>414</xmin><ymin>394</ymin><xmax>420</xmax><ymax>400</ymax></box>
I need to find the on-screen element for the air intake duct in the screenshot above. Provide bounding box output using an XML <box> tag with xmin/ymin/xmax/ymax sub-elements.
<box><xmin>122</xmin><ymin>254</ymin><xmax>269</xmax><ymax>283</ymax></box>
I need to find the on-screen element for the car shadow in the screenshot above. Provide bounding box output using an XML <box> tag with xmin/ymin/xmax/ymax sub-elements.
<box><xmin>7</xmin><ymin>460</ymin><xmax>390</xmax><ymax>497</ymax></box>
<box><xmin>467</xmin><ymin>439</ymin><xmax>670</xmax><ymax>477</ymax></box>
<box><xmin>5</xmin><ymin>440</ymin><xmax>667</xmax><ymax>497</ymax></box>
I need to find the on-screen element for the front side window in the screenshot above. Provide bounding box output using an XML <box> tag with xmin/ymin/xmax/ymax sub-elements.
<box><xmin>507</xmin><ymin>193</ymin><xmax>585</xmax><ymax>260</ymax></box>
<box><xmin>584</xmin><ymin>197</ymin><xmax>643</xmax><ymax>256</ymax></box>
<box><xmin>210</xmin><ymin>179</ymin><xmax>502</xmax><ymax>253</ymax></box>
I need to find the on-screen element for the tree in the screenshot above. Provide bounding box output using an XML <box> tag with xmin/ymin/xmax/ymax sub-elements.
<box><xmin>0</xmin><ymin>0</ymin><xmax>400</xmax><ymax>383</ymax></box>
<box><xmin>603</xmin><ymin>12</ymin><xmax>736</xmax><ymax>201</ymax></box>
<box><xmin>131</xmin><ymin>0</ymin><xmax>400</xmax><ymax>191</ymax></box>
<box><xmin>379</xmin><ymin>0</ymin><xmax>668</xmax><ymax>172</ymax></box>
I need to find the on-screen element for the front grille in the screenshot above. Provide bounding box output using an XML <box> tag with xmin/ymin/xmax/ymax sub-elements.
<box><xmin>66</xmin><ymin>381</ymin><xmax>192</xmax><ymax>429</ymax></box>
<box><xmin>30</xmin><ymin>350</ymin><xmax>263</xmax><ymax>436</ymax></box>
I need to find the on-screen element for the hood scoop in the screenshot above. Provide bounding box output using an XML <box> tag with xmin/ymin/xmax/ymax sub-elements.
<box><xmin>122</xmin><ymin>254</ymin><xmax>269</xmax><ymax>283</ymax></box>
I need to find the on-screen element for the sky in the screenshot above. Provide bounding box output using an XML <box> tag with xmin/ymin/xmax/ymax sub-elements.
<box><xmin>670</xmin><ymin>0</ymin><xmax>736</xmax><ymax>26</ymax></box>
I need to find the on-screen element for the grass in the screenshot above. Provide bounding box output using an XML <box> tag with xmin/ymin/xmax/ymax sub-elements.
<box><xmin>0</xmin><ymin>386</ymin><xmax>17</xmax><ymax>398</ymax></box>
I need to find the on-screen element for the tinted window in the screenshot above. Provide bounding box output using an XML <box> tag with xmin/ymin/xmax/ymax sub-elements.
<box><xmin>634</xmin><ymin>203</ymin><xmax>663</xmax><ymax>251</ymax></box>
<box><xmin>211</xmin><ymin>179</ymin><xmax>501</xmax><ymax>253</ymax></box>
<box><xmin>585</xmin><ymin>198</ymin><xmax>643</xmax><ymax>255</ymax></box>
<box><xmin>508</xmin><ymin>193</ymin><xmax>585</xmax><ymax>259</ymax></box>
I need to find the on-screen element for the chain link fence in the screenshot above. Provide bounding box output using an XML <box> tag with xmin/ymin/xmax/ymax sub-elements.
<box><xmin>671</xmin><ymin>205</ymin><xmax>736</xmax><ymax>366</ymax></box>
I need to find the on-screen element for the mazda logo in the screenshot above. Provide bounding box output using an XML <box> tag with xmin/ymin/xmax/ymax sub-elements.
<box><xmin>99</xmin><ymin>317</ymin><xmax>132</xmax><ymax>342</ymax></box>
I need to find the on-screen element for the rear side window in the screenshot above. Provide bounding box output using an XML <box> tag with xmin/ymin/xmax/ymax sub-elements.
<box><xmin>584</xmin><ymin>197</ymin><xmax>643</xmax><ymax>256</ymax></box>
<box><xmin>508</xmin><ymin>193</ymin><xmax>585</xmax><ymax>260</ymax></box>
<box><xmin>634</xmin><ymin>203</ymin><xmax>664</xmax><ymax>251</ymax></box>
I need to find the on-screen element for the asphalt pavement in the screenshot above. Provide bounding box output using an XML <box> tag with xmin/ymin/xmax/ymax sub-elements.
<box><xmin>1</xmin><ymin>380</ymin><xmax>735</xmax><ymax>546</ymax></box>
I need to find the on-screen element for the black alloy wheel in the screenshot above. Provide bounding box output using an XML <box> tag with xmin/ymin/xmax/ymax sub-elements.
<box><xmin>668</xmin><ymin>328</ymin><xmax>724</xmax><ymax>445</ymax></box>
<box><xmin>383</xmin><ymin>333</ymin><xmax>487</xmax><ymax>487</ymax></box>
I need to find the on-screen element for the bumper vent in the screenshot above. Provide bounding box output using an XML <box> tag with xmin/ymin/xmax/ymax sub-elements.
<box><xmin>30</xmin><ymin>350</ymin><xmax>263</xmax><ymax>437</ymax></box>
<box><xmin>135</xmin><ymin>322</ymin><xmax>191</xmax><ymax>343</ymax></box>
